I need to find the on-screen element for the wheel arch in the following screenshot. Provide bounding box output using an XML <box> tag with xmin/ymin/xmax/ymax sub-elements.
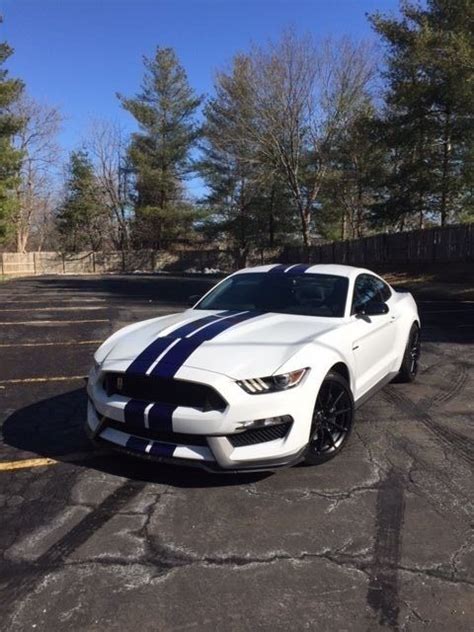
<box><xmin>329</xmin><ymin>361</ymin><xmax>351</xmax><ymax>386</ymax></box>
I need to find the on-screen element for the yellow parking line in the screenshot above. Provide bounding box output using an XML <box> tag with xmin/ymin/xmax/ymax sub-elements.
<box><xmin>0</xmin><ymin>306</ymin><xmax>106</xmax><ymax>312</ymax></box>
<box><xmin>0</xmin><ymin>375</ymin><xmax>86</xmax><ymax>384</ymax></box>
<box><xmin>0</xmin><ymin>340</ymin><xmax>101</xmax><ymax>348</ymax></box>
<box><xmin>0</xmin><ymin>457</ymin><xmax>59</xmax><ymax>471</ymax></box>
<box><xmin>0</xmin><ymin>319</ymin><xmax>109</xmax><ymax>325</ymax></box>
<box><xmin>0</xmin><ymin>450</ymin><xmax>106</xmax><ymax>472</ymax></box>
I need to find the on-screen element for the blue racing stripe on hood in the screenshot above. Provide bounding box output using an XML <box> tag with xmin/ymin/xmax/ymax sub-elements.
<box><xmin>126</xmin><ymin>310</ymin><xmax>236</xmax><ymax>375</ymax></box>
<box><xmin>149</xmin><ymin>310</ymin><xmax>259</xmax><ymax>378</ymax></box>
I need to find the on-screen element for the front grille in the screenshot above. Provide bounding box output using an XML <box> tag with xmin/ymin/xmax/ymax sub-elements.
<box><xmin>228</xmin><ymin>422</ymin><xmax>292</xmax><ymax>447</ymax></box>
<box><xmin>104</xmin><ymin>372</ymin><xmax>227</xmax><ymax>412</ymax></box>
<box><xmin>104</xmin><ymin>418</ymin><xmax>209</xmax><ymax>447</ymax></box>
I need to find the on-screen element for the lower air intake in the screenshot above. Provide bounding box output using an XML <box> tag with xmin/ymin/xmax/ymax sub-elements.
<box><xmin>228</xmin><ymin>421</ymin><xmax>292</xmax><ymax>447</ymax></box>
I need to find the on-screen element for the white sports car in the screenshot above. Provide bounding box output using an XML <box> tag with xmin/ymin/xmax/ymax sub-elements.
<box><xmin>86</xmin><ymin>264</ymin><xmax>420</xmax><ymax>472</ymax></box>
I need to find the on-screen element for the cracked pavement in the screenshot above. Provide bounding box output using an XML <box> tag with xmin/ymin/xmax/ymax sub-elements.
<box><xmin>0</xmin><ymin>274</ymin><xmax>473</xmax><ymax>631</ymax></box>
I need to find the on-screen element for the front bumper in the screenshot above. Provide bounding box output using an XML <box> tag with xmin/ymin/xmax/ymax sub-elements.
<box><xmin>86</xmin><ymin>365</ymin><xmax>315</xmax><ymax>472</ymax></box>
<box><xmin>85</xmin><ymin>414</ymin><xmax>306</xmax><ymax>473</ymax></box>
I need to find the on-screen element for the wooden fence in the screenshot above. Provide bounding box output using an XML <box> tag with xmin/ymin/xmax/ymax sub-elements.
<box><xmin>0</xmin><ymin>248</ymin><xmax>274</xmax><ymax>277</ymax></box>
<box><xmin>1</xmin><ymin>223</ymin><xmax>473</xmax><ymax>277</ymax></box>
<box><xmin>281</xmin><ymin>223</ymin><xmax>474</xmax><ymax>266</ymax></box>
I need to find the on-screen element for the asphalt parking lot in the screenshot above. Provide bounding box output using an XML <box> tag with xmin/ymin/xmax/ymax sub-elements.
<box><xmin>0</xmin><ymin>274</ymin><xmax>473</xmax><ymax>631</ymax></box>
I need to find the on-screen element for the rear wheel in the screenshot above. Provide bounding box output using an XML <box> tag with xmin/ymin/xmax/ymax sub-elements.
<box><xmin>304</xmin><ymin>371</ymin><xmax>354</xmax><ymax>465</ymax></box>
<box><xmin>397</xmin><ymin>323</ymin><xmax>421</xmax><ymax>383</ymax></box>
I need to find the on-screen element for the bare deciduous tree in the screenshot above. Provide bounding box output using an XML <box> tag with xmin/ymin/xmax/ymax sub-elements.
<box><xmin>218</xmin><ymin>32</ymin><xmax>375</xmax><ymax>247</ymax></box>
<box><xmin>11</xmin><ymin>95</ymin><xmax>62</xmax><ymax>252</ymax></box>
<box><xmin>83</xmin><ymin>119</ymin><xmax>132</xmax><ymax>251</ymax></box>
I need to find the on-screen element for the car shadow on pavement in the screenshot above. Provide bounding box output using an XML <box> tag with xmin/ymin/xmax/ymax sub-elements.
<box><xmin>2</xmin><ymin>386</ymin><xmax>271</xmax><ymax>488</ymax></box>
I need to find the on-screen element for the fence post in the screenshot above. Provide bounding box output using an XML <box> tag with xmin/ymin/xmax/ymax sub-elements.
<box><xmin>33</xmin><ymin>252</ymin><xmax>37</xmax><ymax>275</ymax></box>
<box><xmin>92</xmin><ymin>251</ymin><xmax>96</xmax><ymax>273</ymax></box>
<box><xmin>0</xmin><ymin>252</ymin><xmax>3</xmax><ymax>277</ymax></box>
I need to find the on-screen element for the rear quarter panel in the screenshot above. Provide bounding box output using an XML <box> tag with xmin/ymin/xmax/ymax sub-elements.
<box><xmin>390</xmin><ymin>290</ymin><xmax>420</xmax><ymax>369</ymax></box>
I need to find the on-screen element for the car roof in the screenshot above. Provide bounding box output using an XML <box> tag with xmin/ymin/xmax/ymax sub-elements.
<box><xmin>235</xmin><ymin>263</ymin><xmax>375</xmax><ymax>280</ymax></box>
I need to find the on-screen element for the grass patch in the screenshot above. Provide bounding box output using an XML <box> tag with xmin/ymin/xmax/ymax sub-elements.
<box><xmin>376</xmin><ymin>263</ymin><xmax>474</xmax><ymax>300</ymax></box>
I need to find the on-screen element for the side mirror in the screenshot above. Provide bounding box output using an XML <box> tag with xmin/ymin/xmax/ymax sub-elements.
<box><xmin>356</xmin><ymin>301</ymin><xmax>389</xmax><ymax>317</ymax></box>
<box><xmin>187</xmin><ymin>294</ymin><xmax>201</xmax><ymax>307</ymax></box>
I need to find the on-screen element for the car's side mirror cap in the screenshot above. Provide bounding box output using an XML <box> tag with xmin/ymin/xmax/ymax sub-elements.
<box><xmin>356</xmin><ymin>301</ymin><xmax>389</xmax><ymax>317</ymax></box>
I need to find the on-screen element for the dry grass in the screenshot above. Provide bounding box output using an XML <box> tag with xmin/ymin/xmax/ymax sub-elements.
<box><xmin>375</xmin><ymin>263</ymin><xmax>474</xmax><ymax>300</ymax></box>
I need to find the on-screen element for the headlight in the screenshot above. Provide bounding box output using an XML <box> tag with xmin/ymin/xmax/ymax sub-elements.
<box><xmin>237</xmin><ymin>368</ymin><xmax>309</xmax><ymax>394</ymax></box>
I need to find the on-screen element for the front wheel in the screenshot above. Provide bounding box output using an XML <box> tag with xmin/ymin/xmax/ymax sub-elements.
<box><xmin>304</xmin><ymin>371</ymin><xmax>354</xmax><ymax>465</ymax></box>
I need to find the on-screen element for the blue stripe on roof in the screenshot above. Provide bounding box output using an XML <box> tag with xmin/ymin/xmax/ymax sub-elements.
<box><xmin>285</xmin><ymin>264</ymin><xmax>311</xmax><ymax>275</ymax></box>
<box><xmin>149</xmin><ymin>310</ymin><xmax>258</xmax><ymax>378</ymax></box>
<box><xmin>268</xmin><ymin>264</ymin><xmax>290</xmax><ymax>274</ymax></box>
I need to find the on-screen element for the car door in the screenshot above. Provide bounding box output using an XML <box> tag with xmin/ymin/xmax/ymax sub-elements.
<box><xmin>349</xmin><ymin>274</ymin><xmax>396</xmax><ymax>398</ymax></box>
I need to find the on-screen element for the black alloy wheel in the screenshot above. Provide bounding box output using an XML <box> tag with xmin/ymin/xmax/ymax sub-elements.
<box><xmin>305</xmin><ymin>371</ymin><xmax>354</xmax><ymax>465</ymax></box>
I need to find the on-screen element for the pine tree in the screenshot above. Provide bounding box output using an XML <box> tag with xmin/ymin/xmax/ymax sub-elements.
<box><xmin>318</xmin><ymin>103</ymin><xmax>387</xmax><ymax>240</ymax></box>
<box><xmin>370</xmin><ymin>0</ymin><xmax>474</xmax><ymax>227</ymax></box>
<box><xmin>118</xmin><ymin>47</ymin><xmax>202</xmax><ymax>248</ymax></box>
<box><xmin>0</xmin><ymin>20</ymin><xmax>24</xmax><ymax>241</ymax></box>
<box><xmin>56</xmin><ymin>151</ymin><xmax>106</xmax><ymax>252</ymax></box>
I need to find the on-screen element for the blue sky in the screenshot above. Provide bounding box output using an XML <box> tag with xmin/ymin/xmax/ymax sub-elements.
<box><xmin>2</xmin><ymin>0</ymin><xmax>401</xmax><ymax>194</ymax></box>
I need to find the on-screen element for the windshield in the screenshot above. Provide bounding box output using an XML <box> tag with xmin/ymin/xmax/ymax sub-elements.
<box><xmin>195</xmin><ymin>272</ymin><xmax>349</xmax><ymax>317</ymax></box>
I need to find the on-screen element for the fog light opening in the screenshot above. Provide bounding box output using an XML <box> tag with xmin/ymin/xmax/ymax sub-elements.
<box><xmin>236</xmin><ymin>415</ymin><xmax>293</xmax><ymax>430</ymax></box>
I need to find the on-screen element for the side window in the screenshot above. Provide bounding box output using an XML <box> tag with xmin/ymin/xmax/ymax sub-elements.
<box><xmin>379</xmin><ymin>280</ymin><xmax>392</xmax><ymax>302</ymax></box>
<box><xmin>352</xmin><ymin>275</ymin><xmax>389</xmax><ymax>314</ymax></box>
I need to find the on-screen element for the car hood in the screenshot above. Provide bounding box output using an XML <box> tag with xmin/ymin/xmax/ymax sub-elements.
<box><xmin>98</xmin><ymin>309</ymin><xmax>342</xmax><ymax>379</ymax></box>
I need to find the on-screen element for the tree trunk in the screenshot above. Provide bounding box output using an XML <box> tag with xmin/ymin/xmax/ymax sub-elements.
<box><xmin>268</xmin><ymin>185</ymin><xmax>275</xmax><ymax>248</ymax></box>
<box><xmin>356</xmin><ymin>179</ymin><xmax>363</xmax><ymax>238</ymax></box>
<box><xmin>300</xmin><ymin>205</ymin><xmax>311</xmax><ymax>253</ymax></box>
<box><xmin>440</xmin><ymin>108</ymin><xmax>451</xmax><ymax>227</ymax></box>
<box><xmin>418</xmin><ymin>191</ymin><xmax>424</xmax><ymax>229</ymax></box>
<box><xmin>340</xmin><ymin>211</ymin><xmax>347</xmax><ymax>241</ymax></box>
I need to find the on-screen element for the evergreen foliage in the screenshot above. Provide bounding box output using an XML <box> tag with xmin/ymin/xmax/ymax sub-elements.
<box><xmin>118</xmin><ymin>47</ymin><xmax>202</xmax><ymax>248</ymax></box>
<box><xmin>369</xmin><ymin>0</ymin><xmax>474</xmax><ymax>228</ymax></box>
<box><xmin>0</xmin><ymin>21</ymin><xmax>24</xmax><ymax>241</ymax></box>
<box><xmin>56</xmin><ymin>150</ymin><xmax>107</xmax><ymax>252</ymax></box>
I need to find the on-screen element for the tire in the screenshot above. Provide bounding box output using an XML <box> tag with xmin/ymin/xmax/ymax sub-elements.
<box><xmin>304</xmin><ymin>371</ymin><xmax>355</xmax><ymax>465</ymax></box>
<box><xmin>397</xmin><ymin>323</ymin><xmax>421</xmax><ymax>383</ymax></box>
